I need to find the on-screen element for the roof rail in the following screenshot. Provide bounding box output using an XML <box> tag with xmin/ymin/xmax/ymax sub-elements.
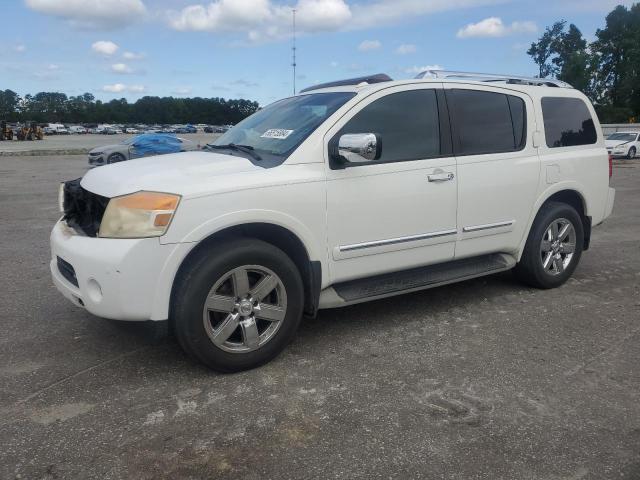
<box><xmin>414</xmin><ymin>70</ymin><xmax>573</xmax><ymax>88</ymax></box>
<box><xmin>299</xmin><ymin>73</ymin><xmax>393</xmax><ymax>93</ymax></box>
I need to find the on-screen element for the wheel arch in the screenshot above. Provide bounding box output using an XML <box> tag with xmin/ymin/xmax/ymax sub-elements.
<box><xmin>518</xmin><ymin>186</ymin><xmax>592</xmax><ymax>260</ymax></box>
<box><xmin>169</xmin><ymin>222</ymin><xmax>322</xmax><ymax>321</ymax></box>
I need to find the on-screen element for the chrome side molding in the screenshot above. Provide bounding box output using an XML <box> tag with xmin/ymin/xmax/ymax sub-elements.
<box><xmin>463</xmin><ymin>220</ymin><xmax>515</xmax><ymax>233</ymax></box>
<box><xmin>339</xmin><ymin>229</ymin><xmax>457</xmax><ymax>252</ymax></box>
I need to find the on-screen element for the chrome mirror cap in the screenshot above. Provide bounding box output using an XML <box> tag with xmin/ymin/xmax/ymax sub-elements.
<box><xmin>337</xmin><ymin>133</ymin><xmax>381</xmax><ymax>163</ymax></box>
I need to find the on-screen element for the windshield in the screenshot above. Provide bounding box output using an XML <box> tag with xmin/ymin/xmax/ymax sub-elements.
<box><xmin>208</xmin><ymin>92</ymin><xmax>356</xmax><ymax>165</ymax></box>
<box><xmin>607</xmin><ymin>133</ymin><xmax>637</xmax><ymax>142</ymax></box>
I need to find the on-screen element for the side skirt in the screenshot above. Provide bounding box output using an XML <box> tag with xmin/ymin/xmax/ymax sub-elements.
<box><xmin>319</xmin><ymin>253</ymin><xmax>516</xmax><ymax>308</ymax></box>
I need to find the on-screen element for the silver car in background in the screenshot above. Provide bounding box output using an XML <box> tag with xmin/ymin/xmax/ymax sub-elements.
<box><xmin>88</xmin><ymin>134</ymin><xmax>197</xmax><ymax>167</ymax></box>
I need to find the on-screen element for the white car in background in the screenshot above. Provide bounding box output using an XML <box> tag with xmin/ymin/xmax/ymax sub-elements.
<box><xmin>125</xmin><ymin>128</ymin><xmax>139</xmax><ymax>134</ymax></box>
<box><xmin>69</xmin><ymin>126</ymin><xmax>87</xmax><ymax>134</ymax></box>
<box><xmin>605</xmin><ymin>131</ymin><xmax>639</xmax><ymax>159</ymax></box>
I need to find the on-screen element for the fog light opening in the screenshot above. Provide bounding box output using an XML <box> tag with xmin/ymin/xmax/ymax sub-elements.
<box><xmin>86</xmin><ymin>278</ymin><xmax>103</xmax><ymax>303</ymax></box>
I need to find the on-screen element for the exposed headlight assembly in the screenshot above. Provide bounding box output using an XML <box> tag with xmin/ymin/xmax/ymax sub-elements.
<box><xmin>98</xmin><ymin>191</ymin><xmax>181</xmax><ymax>238</ymax></box>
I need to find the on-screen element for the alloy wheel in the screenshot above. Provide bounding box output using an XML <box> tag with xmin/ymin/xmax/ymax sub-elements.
<box><xmin>540</xmin><ymin>218</ymin><xmax>576</xmax><ymax>276</ymax></box>
<box><xmin>202</xmin><ymin>265</ymin><xmax>287</xmax><ymax>353</ymax></box>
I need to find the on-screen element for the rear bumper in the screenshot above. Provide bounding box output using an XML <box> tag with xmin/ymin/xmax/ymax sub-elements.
<box><xmin>50</xmin><ymin>220</ymin><xmax>184</xmax><ymax>321</ymax></box>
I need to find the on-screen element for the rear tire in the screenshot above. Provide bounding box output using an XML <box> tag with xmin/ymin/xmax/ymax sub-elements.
<box><xmin>514</xmin><ymin>201</ymin><xmax>584</xmax><ymax>289</ymax></box>
<box><xmin>171</xmin><ymin>238</ymin><xmax>304</xmax><ymax>372</ymax></box>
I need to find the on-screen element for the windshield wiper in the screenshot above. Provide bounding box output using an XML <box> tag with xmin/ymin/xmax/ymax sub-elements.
<box><xmin>205</xmin><ymin>143</ymin><xmax>262</xmax><ymax>161</ymax></box>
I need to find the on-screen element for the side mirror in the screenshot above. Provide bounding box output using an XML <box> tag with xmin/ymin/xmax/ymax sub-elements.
<box><xmin>331</xmin><ymin>133</ymin><xmax>382</xmax><ymax>166</ymax></box>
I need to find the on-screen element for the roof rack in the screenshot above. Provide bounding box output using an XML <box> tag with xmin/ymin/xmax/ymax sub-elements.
<box><xmin>414</xmin><ymin>70</ymin><xmax>573</xmax><ymax>88</ymax></box>
<box><xmin>299</xmin><ymin>73</ymin><xmax>393</xmax><ymax>93</ymax></box>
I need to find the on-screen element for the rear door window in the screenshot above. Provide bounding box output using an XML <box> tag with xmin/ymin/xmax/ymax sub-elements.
<box><xmin>447</xmin><ymin>89</ymin><xmax>526</xmax><ymax>155</ymax></box>
<box><xmin>541</xmin><ymin>97</ymin><xmax>597</xmax><ymax>148</ymax></box>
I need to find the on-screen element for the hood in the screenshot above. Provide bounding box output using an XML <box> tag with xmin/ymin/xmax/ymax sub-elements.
<box><xmin>605</xmin><ymin>139</ymin><xmax>632</xmax><ymax>148</ymax></box>
<box><xmin>81</xmin><ymin>151</ymin><xmax>262</xmax><ymax>198</ymax></box>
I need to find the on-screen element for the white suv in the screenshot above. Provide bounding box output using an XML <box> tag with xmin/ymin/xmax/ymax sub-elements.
<box><xmin>51</xmin><ymin>71</ymin><xmax>616</xmax><ymax>372</ymax></box>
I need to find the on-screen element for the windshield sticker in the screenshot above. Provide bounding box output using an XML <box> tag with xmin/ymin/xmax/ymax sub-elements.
<box><xmin>261</xmin><ymin>129</ymin><xmax>293</xmax><ymax>139</ymax></box>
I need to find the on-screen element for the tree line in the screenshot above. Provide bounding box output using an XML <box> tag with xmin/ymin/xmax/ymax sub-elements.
<box><xmin>0</xmin><ymin>91</ymin><xmax>259</xmax><ymax>125</ymax></box>
<box><xmin>528</xmin><ymin>3</ymin><xmax>640</xmax><ymax>123</ymax></box>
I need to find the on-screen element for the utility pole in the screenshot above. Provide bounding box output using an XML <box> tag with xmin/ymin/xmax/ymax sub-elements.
<box><xmin>292</xmin><ymin>8</ymin><xmax>297</xmax><ymax>95</ymax></box>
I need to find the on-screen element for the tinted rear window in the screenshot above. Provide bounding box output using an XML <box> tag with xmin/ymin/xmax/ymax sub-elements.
<box><xmin>541</xmin><ymin>97</ymin><xmax>597</xmax><ymax>148</ymax></box>
<box><xmin>448</xmin><ymin>89</ymin><xmax>526</xmax><ymax>155</ymax></box>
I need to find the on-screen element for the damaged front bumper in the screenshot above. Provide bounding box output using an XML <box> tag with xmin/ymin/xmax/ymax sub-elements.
<box><xmin>50</xmin><ymin>219</ymin><xmax>180</xmax><ymax>321</ymax></box>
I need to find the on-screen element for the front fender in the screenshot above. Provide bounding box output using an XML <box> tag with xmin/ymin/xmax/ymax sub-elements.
<box><xmin>150</xmin><ymin>209</ymin><xmax>327</xmax><ymax>321</ymax></box>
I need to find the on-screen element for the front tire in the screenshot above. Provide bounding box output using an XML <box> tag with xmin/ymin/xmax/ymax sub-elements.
<box><xmin>172</xmin><ymin>238</ymin><xmax>304</xmax><ymax>372</ymax></box>
<box><xmin>514</xmin><ymin>201</ymin><xmax>584</xmax><ymax>289</ymax></box>
<box><xmin>627</xmin><ymin>147</ymin><xmax>636</xmax><ymax>159</ymax></box>
<box><xmin>108</xmin><ymin>152</ymin><xmax>126</xmax><ymax>164</ymax></box>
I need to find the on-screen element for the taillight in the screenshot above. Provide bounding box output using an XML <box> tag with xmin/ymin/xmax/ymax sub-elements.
<box><xmin>608</xmin><ymin>154</ymin><xmax>613</xmax><ymax>178</ymax></box>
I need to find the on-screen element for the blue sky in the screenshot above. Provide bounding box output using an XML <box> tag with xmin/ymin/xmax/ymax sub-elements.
<box><xmin>0</xmin><ymin>0</ymin><xmax>634</xmax><ymax>105</ymax></box>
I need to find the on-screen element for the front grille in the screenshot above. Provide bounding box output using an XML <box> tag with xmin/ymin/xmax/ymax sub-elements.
<box><xmin>57</xmin><ymin>256</ymin><xmax>79</xmax><ymax>287</ymax></box>
<box><xmin>62</xmin><ymin>178</ymin><xmax>109</xmax><ymax>237</ymax></box>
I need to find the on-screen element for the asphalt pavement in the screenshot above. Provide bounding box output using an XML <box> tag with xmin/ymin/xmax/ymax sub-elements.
<box><xmin>1</xmin><ymin>155</ymin><xmax>639</xmax><ymax>479</ymax></box>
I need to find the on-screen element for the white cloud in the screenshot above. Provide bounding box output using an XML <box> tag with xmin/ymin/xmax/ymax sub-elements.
<box><xmin>47</xmin><ymin>63</ymin><xmax>59</xmax><ymax>70</ymax></box>
<box><xmin>111</xmin><ymin>63</ymin><xmax>133</xmax><ymax>73</ymax></box>
<box><xmin>395</xmin><ymin>44</ymin><xmax>416</xmax><ymax>55</ymax></box>
<box><xmin>405</xmin><ymin>64</ymin><xmax>443</xmax><ymax>75</ymax></box>
<box><xmin>169</xmin><ymin>0</ymin><xmax>352</xmax><ymax>41</ymax></box>
<box><xmin>103</xmin><ymin>83</ymin><xmax>126</xmax><ymax>93</ymax></box>
<box><xmin>329</xmin><ymin>61</ymin><xmax>339</xmax><ymax>67</ymax></box>
<box><xmin>123</xmin><ymin>51</ymin><xmax>145</xmax><ymax>60</ymax></box>
<box><xmin>102</xmin><ymin>83</ymin><xmax>146</xmax><ymax>93</ymax></box>
<box><xmin>348</xmin><ymin>0</ymin><xmax>501</xmax><ymax>30</ymax></box>
<box><xmin>25</xmin><ymin>0</ymin><xmax>146</xmax><ymax>29</ymax></box>
<box><xmin>358</xmin><ymin>40</ymin><xmax>381</xmax><ymax>52</ymax></box>
<box><xmin>92</xmin><ymin>40</ymin><xmax>119</xmax><ymax>56</ymax></box>
<box><xmin>14</xmin><ymin>44</ymin><xmax>27</xmax><ymax>53</ymax></box>
<box><xmin>168</xmin><ymin>0</ymin><xmax>500</xmax><ymax>42</ymax></box>
<box><xmin>457</xmin><ymin>17</ymin><xmax>537</xmax><ymax>39</ymax></box>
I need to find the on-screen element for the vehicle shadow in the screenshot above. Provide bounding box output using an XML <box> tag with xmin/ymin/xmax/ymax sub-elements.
<box><xmin>105</xmin><ymin>270</ymin><xmax>526</xmax><ymax>373</ymax></box>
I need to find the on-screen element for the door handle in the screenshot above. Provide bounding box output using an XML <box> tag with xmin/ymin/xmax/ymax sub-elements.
<box><xmin>427</xmin><ymin>172</ymin><xmax>455</xmax><ymax>182</ymax></box>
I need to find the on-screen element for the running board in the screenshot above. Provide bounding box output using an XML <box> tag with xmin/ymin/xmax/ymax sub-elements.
<box><xmin>319</xmin><ymin>253</ymin><xmax>516</xmax><ymax>308</ymax></box>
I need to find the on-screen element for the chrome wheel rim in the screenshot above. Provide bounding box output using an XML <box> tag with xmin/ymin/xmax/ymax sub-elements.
<box><xmin>202</xmin><ymin>265</ymin><xmax>287</xmax><ymax>353</ymax></box>
<box><xmin>540</xmin><ymin>218</ymin><xmax>576</xmax><ymax>276</ymax></box>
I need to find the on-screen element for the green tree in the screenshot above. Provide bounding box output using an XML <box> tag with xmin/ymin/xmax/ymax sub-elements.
<box><xmin>0</xmin><ymin>89</ymin><xmax>21</xmax><ymax>121</ymax></box>
<box><xmin>590</xmin><ymin>4</ymin><xmax>640</xmax><ymax>121</ymax></box>
<box><xmin>527</xmin><ymin>21</ymin><xmax>566</xmax><ymax>78</ymax></box>
<box><xmin>527</xmin><ymin>21</ymin><xmax>592</xmax><ymax>94</ymax></box>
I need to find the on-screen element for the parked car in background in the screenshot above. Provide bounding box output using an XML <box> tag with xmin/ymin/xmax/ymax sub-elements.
<box><xmin>87</xmin><ymin>133</ymin><xmax>197</xmax><ymax>167</ymax></box>
<box><xmin>125</xmin><ymin>127</ymin><xmax>139</xmax><ymax>134</ymax></box>
<box><xmin>54</xmin><ymin>71</ymin><xmax>615</xmax><ymax>372</ymax></box>
<box><xmin>45</xmin><ymin>123</ymin><xmax>69</xmax><ymax>134</ymax></box>
<box><xmin>69</xmin><ymin>126</ymin><xmax>87</xmax><ymax>134</ymax></box>
<box><xmin>203</xmin><ymin>125</ymin><xmax>214</xmax><ymax>133</ymax></box>
<box><xmin>605</xmin><ymin>131</ymin><xmax>639</xmax><ymax>159</ymax></box>
<box><xmin>176</xmin><ymin>124</ymin><xmax>197</xmax><ymax>134</ymax></box>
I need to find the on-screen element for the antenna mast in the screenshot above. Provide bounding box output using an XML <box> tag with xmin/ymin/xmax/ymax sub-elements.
<box><xmin>292</xmin><ymin>8</ymin><xmax>297</xmax><ymax>95</ymax></box>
